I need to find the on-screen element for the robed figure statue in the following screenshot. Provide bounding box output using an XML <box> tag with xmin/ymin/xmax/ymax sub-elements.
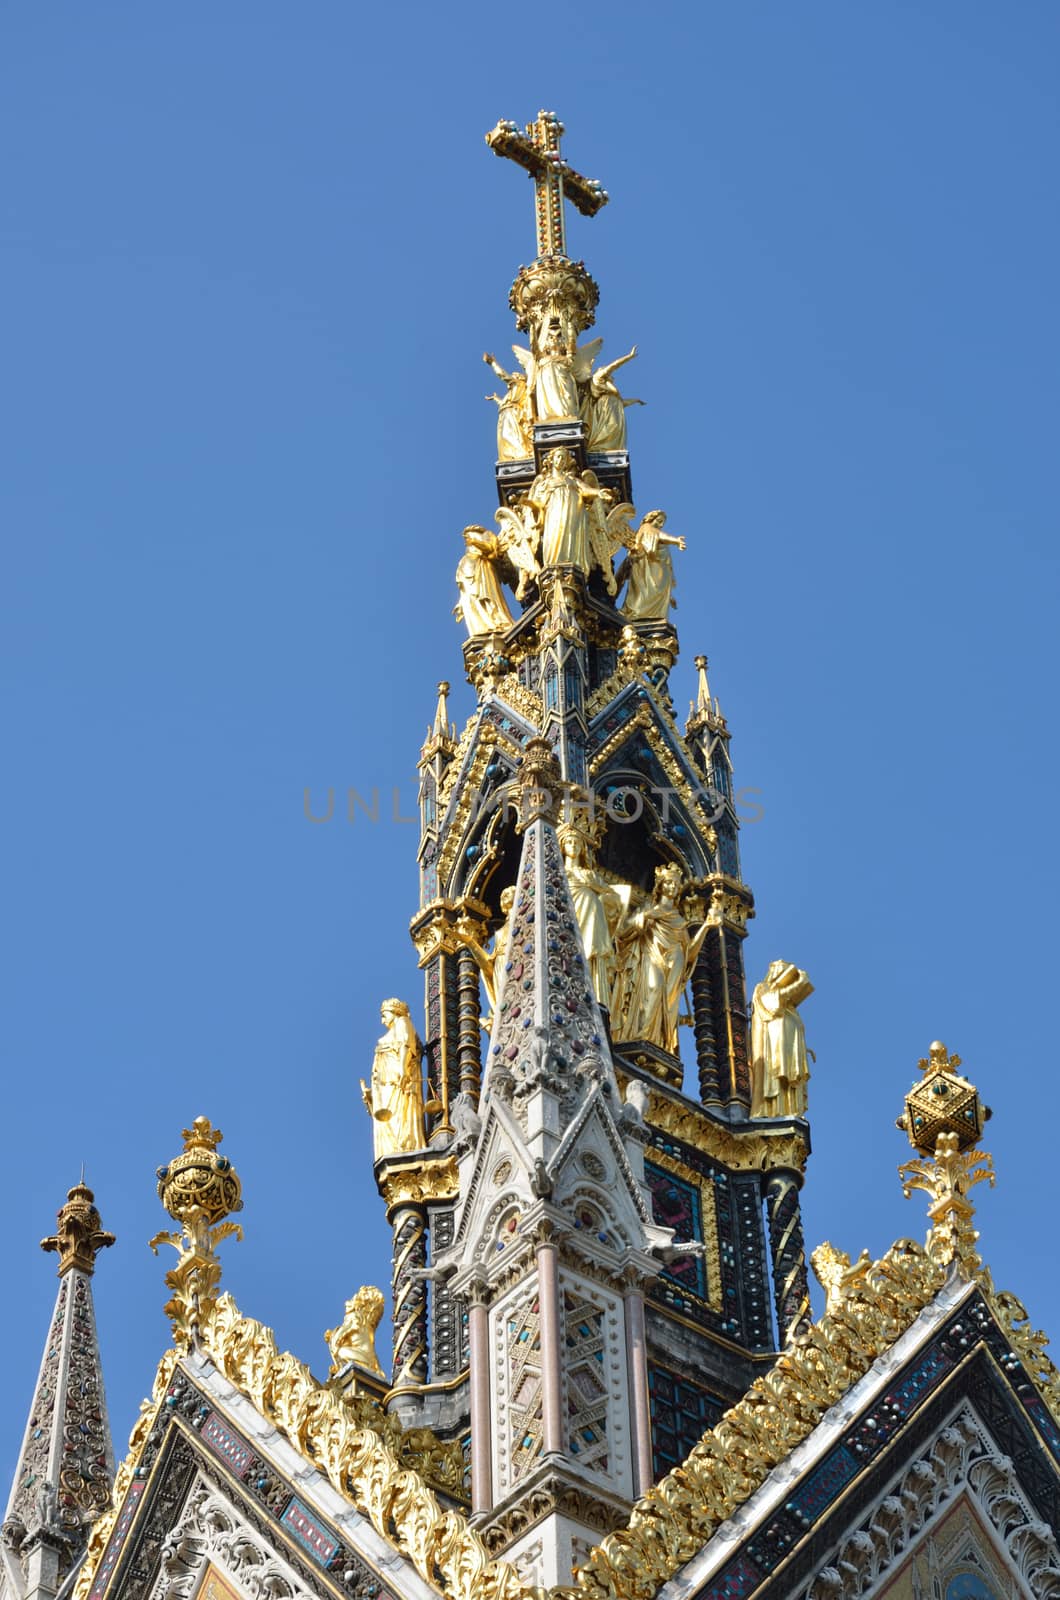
<box><xmin>750</xmin><ymin>961</ymin><xmax>814</xmax><ymax>1118</ymax></box>
<box><xmin>361</xmin><ymin>999</ymin><xmax>425</xmax><ymax>1159</ymax></box>
<box><xmin>619</xmin><ymin>510</ymin><xmax>686</xmax><ymax>622</ymax></box>
<box><xmin>528</xmin><ymin>447</ymin><xmax>612</xmax><ymax>573</ymax></box>
<box><xmin>559</xmin><ymin>823</ymin><xmax>623</xmax><ymax>1008</ymax></box>
<box><xmin>454</xmin><ymin>526</ymin><xmax>514</xmax><ymax>636</ymax></box>
<box><xmin>611</xmin><ymin>864</ymin><xmax>708</xmax><ymax>1054</ymax></box>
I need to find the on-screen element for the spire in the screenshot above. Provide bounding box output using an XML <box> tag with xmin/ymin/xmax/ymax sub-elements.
<box><xmin>3</xmin><ymin>1187</ymin><xmax>115</xmax><ymax>1592</ymax></box>
<box><xmin>686</xmin><ymin>652</ymin><xmax>725</xmax><ymax>735</ymax></box>
<box><xmin>420</xmin><ymin>680</ymin><xmax>456</xmax><ymax>763</ymax></box>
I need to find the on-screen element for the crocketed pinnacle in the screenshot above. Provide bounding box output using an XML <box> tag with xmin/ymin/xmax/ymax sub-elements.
<box><xmin>4</xmin><ymin>1189</ymin><xmax>115</xmax><ymax>1546</ymax></box>
<box><xmin>482</xmin><ymin>810</ymin><xmax>614</xmax><ymax>1109</ymax></box>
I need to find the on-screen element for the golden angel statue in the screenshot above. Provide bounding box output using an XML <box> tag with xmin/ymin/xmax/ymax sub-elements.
<box><xmin>558</xmin><ymin>821</ymin><xmax>625</xmax><ymax>1007</ymax></box>
<box><xmin>325</xmin><ymin>1284</ymin><xmax>385</xmax><ymax>1378</ymax></box>
<box><xmin>750</xmin><ymin>960</ymin><xmax>814</xmax><ymax>1118</ymax></box>
<box><xmin>360</xmin><ymin>998</ymin><xmax>426</xmax><ymax>1159</ymax></box>
<box><xmin>528</xmin><ymin>448</ymin><xmax>612</xmax><ymax>573</ymax></box>
<box><xmin>611</xmin><ymin>863</ymin><xmax>709</xmax><ymax>1053</ymax></box>
<box><xmin>456</xmin><ymin>885</ymin><xmax>516</xmax><ymax>1015</ymax></box>
<box><xmin>586</xmin><ymin>346</ymin><xmax>644</xmax><ymax>450</ymax></box>
<box><xmin>512</xmin><ymin>334</ymin><xmax>602</xmax><ymax>423</ymax></box>
<box><xmin>483</xmin><ymin>352</ymin><xmax>532</xmax><ymax>461</ymax></box>
<box><xmin>494</xmin><ymin>498</ymin><xmax>541</xmax><ymax>602</ymax></box>
<box><xmin>618</xmin><ymin>510</ymin><xmax>687</xmax><ymax>622</ymax></box>
<box><xmin>454</xmin><ymin>525</ymin><xmax>514</xmax><ymax>636</ymax></box>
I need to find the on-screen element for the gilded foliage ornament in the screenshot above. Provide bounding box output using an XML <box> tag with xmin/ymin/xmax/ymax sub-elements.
<box><xmin>150</xmin><ymin>1118</ymin><xmax>243</xmax><ymax>1347</ymax></box>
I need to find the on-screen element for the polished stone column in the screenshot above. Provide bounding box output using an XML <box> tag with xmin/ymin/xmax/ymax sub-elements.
<box><xmin>623</xmin><ymin>1286</ymin><xmax>654</xmax><ymax>1494</ymax></box>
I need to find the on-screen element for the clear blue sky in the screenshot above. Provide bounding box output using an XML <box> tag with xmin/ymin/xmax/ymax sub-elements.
<box><xmin>2</xmin><ymin>3</ymin><xmax>1058</xmax><ymax>1487</ymax></box>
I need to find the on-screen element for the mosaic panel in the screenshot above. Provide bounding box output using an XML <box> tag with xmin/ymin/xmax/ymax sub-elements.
<box><xmin>648</xmin><ymin>1364</ymin><xmax>724</xmax><ymax>1479</ymax></box>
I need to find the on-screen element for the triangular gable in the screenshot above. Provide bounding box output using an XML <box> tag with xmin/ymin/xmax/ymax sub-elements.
<box><xmin>654</xmin><ymin>1280</ymin><xmax>1060</xmax><ymax>1600</ymax></box>
<box><xmin>572</xmin><ymin>1257</ymin><xmax>1060</xmax><ymax>1600</ymax></box>
<box><xmin>74</xmin><ymin>1299</ymin><xmax>527</xmax><ymax>1600</ymax></box>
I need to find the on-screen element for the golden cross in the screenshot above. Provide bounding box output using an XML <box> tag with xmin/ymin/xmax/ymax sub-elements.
<box><xmin>486</xmin><ymin>111</ymin><xmax>608</xmax><ymax>259</ymax></box>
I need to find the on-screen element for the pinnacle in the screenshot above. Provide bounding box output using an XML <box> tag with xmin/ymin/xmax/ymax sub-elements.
<box><xmin>482</xmin><ymin>812</ymin><xmax>615</xmax><ymax>1111</ymax></box>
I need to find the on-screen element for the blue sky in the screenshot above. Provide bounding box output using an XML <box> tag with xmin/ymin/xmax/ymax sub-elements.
<box><xmin>2</xmin><ymin>2</ymin><xmax>1058</xmax><ymax>1489</ymax></box>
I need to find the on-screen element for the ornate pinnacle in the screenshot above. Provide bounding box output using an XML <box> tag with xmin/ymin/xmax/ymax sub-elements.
<box><xmin>150</xmin><ymin>1117</ymin><xmax>244</xmax><ymax>1348</ymax></box>
<box><xmin>40</xmin><ymin>1182</ymin><xmax>115</xmax><ymax>1277</ymax></box>
<box><xmin>897</xmin><ymin>1039</ymin><xmax>991</xmax><ymax>1155</ymax></box>
<box><xmin>421</xmin><ymin>681</ymin><xmax>457</xmax><ymax>763</ymax></box>
<box><xmin>898</xmin><ymin>1043</ymin><xmax>995</xmax><ymax>1273</ymax></box>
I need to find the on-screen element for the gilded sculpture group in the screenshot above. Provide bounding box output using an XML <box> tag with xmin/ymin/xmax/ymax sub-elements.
<box><xmin>362</xmin><ymin>836</ymin><xmax>814</xmax><ymax>1161</ymax></box>
<box><xmin>458</xmin><ymin>338</ymin><xmax>685</xmax><ymax>634</ymax></box>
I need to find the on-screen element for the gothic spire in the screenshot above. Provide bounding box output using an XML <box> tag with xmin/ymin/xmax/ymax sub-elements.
<box><xmin>2</xmin><ymin>1186</ymin><xmax>115</xmax><ymax>1600</ymax></box>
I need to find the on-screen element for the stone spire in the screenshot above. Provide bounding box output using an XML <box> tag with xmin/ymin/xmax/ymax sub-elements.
<box><xmin>2</xmin><ymin>1186</ymin><xmax>115</xmax><ymax>1600</ymax></box>
<box><xmin>438</xmin><ymin>754</ymin><xmax>673</xmax><ymax>1585</ymax></box>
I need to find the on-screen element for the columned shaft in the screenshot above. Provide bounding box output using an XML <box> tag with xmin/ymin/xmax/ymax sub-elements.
<box><xmin>764</xmin><ymin>1170</ymin><xmax>811</xmax><ymax>1344</ymax></box>
<box><xmin>467</xmin><ymin>1290</ymin><xmax>492</xmax><ymax>1514</ymax></box>
<box><xmin>457</xmin><ymin>948</ymin><xmax>483</xmax><ymax>1105</ymax></box>
<box><xmin>389</xmin><ymin>1203</ymin><xmax>428</xmax><ymax>1390</ymax></box>
<box><xmin>536</xmin><ymin>1240</ymin><xmax>564</xmax><ymax>1456</ymax></box>
<box><xmin>691</xmin><ymin>944</ymin><xmax>724</xmax><ymax>1106</ymax></box>
<box><xmin>623</xmin><ymin>1288</ymin><xmax>654</xmax><ymax>1494</ymax></box>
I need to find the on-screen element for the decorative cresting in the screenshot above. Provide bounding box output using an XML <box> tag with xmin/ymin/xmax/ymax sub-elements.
<box><xmin>150</xmin><ymin>1117</ymin><xmax>244</xmax><ymax>1347</ymax></box>
<box><xmin>41</xmin><ymin>1181</ymin><xmax>115</xmax><ymax>1277</ymax></box>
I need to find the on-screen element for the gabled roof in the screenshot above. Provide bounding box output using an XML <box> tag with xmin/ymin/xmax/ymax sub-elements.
<box><xmin>72</xmin><ymin>1096</ymin><xmax>1060</xmax><ymax>1600</ymax></box>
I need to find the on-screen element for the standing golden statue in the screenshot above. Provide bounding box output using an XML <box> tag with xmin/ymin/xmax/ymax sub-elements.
<box><xmin>528</xmin><ymin>447</ymin><xmax>613</xmax><ymax>573</ymax></box>
<box><xmin>456</xmin><ymin>886</ymin><xmax>516</xmax><ymax>1015</ymax></box>
<box><xmin>454</xmin><ymin>525</ymin><xmax>514</xmax><ymax>636</ymax></box>
<box><xmin>325</xmin><ymin>1284</ymin><xmax>386</xmax><ymax>1378</ymax></box>
<box><xmin>750</xmin><ymin>961</ymin><xmax>814</xmax><ymax>1118</ymax></box>
<box><xmin>483</xmin><ymin>352</ymin><xmax>532</xmax><ymax>460</ymax></box>
<box><xmin>515</xmin><ymin>329</ymin><xmax>581</xmax><ymax>421</ymax></box>
<box><xmin>586</xmin><ymin>347</ymin><xmax>643</xmax><ymax>450</ymax></box>
<box><xmin>611</xmin><ymin>864</ymin><xmax>709</xmax><ymax>1053</ymax></box>
<box><xmin>619</xmin><ymin>510</ymin><xmax>686</xmax><ymax>621</ymax></box>
<box><xmin>558</xmin><ymin>821</ymin><xmax>624</xmax><ymax>1008</ymax></box>
<box><xmin>361</xmin><ymin>999</ymin><xmax>426</xmax><ymax>1159</ymax></box>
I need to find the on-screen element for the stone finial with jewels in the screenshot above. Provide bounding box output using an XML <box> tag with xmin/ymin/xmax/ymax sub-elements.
<box><xmin>150</xmin><ymin>1117</ymin><xmax>244</xmax><ymax>1348</ymax></box>
<box><xmin>40</xmin><ymin>1182</ymin><xmax>115</xmax><ymax>1277</ymax></box>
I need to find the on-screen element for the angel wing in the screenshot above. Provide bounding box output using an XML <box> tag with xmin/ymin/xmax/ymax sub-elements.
<box><xmin>604</xmin><ymin>501</ymin><xmax>638</xmax><ymax>555</ymax></box>
<box><xmin>494</xmin><ymin>506</ymin><xmax>538</xmax><ymax>571</ymax></box>
<box><xmin>510</xmin><ymin>344</ymin><xmax>533</xmax><ymax>372</ymax></box>
<box><xmin>572</xmin><ymin>336</ymin><xmax>604</xmax><ymax>382</ymax></box>
<box><xmin>586</xmin><ymin>502</ymin><xmax>618</xmax><ymax>595</ymax></box>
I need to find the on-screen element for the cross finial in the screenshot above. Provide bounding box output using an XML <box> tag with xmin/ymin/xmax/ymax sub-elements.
<box><xmin>486</xmin><ymin>111</ymin><xmax>608</xmax><ymax>259</ymax></box>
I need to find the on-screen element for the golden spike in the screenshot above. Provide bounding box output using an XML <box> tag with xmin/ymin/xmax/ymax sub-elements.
<box><xmin>694</xmin><ymin>653</ymin><xmax>712</xmax><ymax>714</ymax></box>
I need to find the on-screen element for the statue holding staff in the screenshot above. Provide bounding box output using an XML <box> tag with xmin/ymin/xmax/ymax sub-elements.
<box><xmin>361</xmin><ymin>999</ymin><xmax>425</xmax><ymax>1159</ymax></box>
